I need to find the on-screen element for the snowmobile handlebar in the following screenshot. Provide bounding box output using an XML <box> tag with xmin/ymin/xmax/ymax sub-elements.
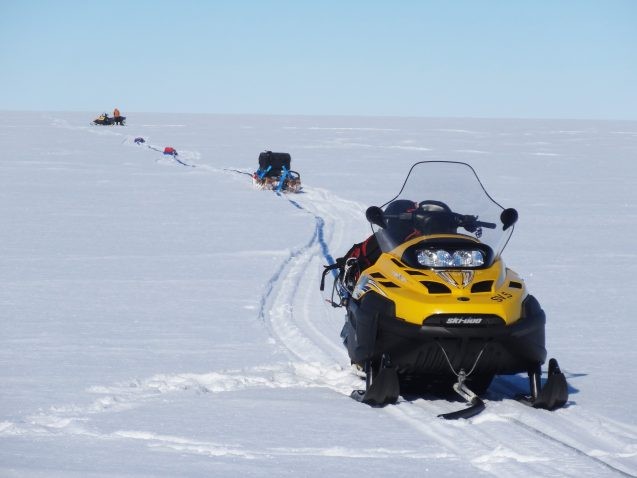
<box><xmin>455</xmin><ymin>214</ymin><xmax>497</xmax><ymax>230</ymax></box>
<box><xmin>384</xmin><ymin>211</ymin><xmax>497</xmax><ymax>232</ymax></box>
<box><xmin>367</xmin><ymin>204</ymin><xmax>517</xmax><ymax>233</ymax></box>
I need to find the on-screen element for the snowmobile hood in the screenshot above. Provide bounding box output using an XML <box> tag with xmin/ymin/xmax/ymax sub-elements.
<box><xmin>353</xmin><ymin>252</ymin><xmax>527</xmax><ymax>327</ymax></box>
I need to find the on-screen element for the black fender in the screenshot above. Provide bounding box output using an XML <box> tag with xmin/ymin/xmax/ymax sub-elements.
<box><xmin>342</xmin><ymin>292</ymin><xmax>395</xmax><ymax>364</ymax></box>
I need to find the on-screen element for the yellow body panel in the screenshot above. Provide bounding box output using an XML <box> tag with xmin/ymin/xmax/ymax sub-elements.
<box><xmin>355</xmin><ymin>235</ymin><xmax>526</xmax><ymax>326</ymax></box>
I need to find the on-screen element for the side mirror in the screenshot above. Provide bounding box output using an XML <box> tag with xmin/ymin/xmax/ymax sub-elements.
<box><xmin>366</xmin><ymin>206</ymin><xmax>386</xmax><ymax>228</ymax></box>
<box><xmin>501</xmin><ymin>208</ymin><xmax>518</xmax><ymax>230</ymax></box>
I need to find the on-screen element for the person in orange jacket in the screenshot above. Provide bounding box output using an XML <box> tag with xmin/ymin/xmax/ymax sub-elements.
<box><xmin>113</xmin><ymin>108</ymin><xmax>123</xmax><ymax>125</ymax></box>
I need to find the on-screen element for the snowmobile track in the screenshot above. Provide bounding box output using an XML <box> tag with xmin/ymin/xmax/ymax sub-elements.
<box><xmin>505</xmin><ymin>416</ymin><xmax>636</xmax><ymax>477</ymax></box>
<box><xmin>406</xmin><ymin>398</ymin><xmax>636</xmax><ymax>477</ymax></box>
<box><xmin>259</xmin><ymin>187</ymin><xmax>361</xmax><ymax>368</ymax></box>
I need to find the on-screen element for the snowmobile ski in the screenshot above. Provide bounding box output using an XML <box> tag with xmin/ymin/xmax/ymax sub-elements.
<box><xmin>438</xmin><ymin>397</ymin><xmax>486</xmax><ymax>420</ymax></box>
<box><xmin>438</xmin><ymin>369</ymin><xmax>486</xmax><ymax>420</ymax></box>
<box><xmin>518</xmin><ymin>358</ymin><xmax>569</xmax><ymax>410</ymax></box>
<box><xmin>350</xmin><ymin>355</ymin><xmax>399</xmax><ymax>406</ymax></box>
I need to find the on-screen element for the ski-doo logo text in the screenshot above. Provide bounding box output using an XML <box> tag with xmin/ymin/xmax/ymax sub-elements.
<box><xmin>445</xmin><ymin>317</ymin><xmax>483</xmax><ymax>325</ymax></box>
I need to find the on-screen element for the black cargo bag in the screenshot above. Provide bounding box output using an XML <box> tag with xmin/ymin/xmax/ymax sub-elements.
<box><xmin>258</xmin><ymin>151</ymin><xmax>291</xmax><ymax>177</ymax></box>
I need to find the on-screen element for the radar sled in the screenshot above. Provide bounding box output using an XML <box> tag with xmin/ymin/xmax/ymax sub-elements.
<box><xmin>92</xmin><ymin>114</ymin><xmax>126</xmax><ymax>126</ymax></box>
<box><xmin>253</xmin><ymin>151</ymin><xmax>301</xmax><ymax>193</ymax></box>
<box><xmin>321</xmin><ymin>161</ymin><xmax>568</xmax><ymax>419</ymax></box>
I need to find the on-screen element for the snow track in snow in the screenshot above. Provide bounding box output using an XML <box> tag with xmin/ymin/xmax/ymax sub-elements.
<box><xmin>257</xmin><ymin>186</ymin><xmax>365</xmax><ymax>392</ymax></box>
<box><xmin>389</xmin><ymin>399</ymin><xmax>637</xmax><ymax>477</ymax></box>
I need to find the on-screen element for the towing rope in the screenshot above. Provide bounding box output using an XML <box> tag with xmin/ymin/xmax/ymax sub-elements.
<box><xmin>223</xmin><ymin>168</ymin><xmax>253</xmax><ymax>177</ymax></box>
<box><xmin>146</xmin><ymin>145</ymin><xmax>195</xmax><ymax>167</ymax></box>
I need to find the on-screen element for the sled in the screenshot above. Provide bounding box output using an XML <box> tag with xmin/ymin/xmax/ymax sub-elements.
<box><xmin>253</xmin><ymin>151</ymin><xmax>302</xmax><ymax>193</ymax></box>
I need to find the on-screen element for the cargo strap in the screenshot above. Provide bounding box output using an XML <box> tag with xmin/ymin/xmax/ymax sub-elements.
<box><xmin>257</xmin><ymin>165</ymin><xmax>272</xmax><ymax>179</ymax></box>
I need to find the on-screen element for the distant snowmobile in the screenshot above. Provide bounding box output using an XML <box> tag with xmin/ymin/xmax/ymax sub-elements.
<box><xmin>253</xmin><ymin>151</ymin><xmax>301</xmax><ymax>193</ymax></box>
<box><xmin>92</xmin><ymin>113</ymin><xmax>126</xmax><ymax>126</ymax></box>
<box><xmin>321</xmin><ymin>161</ymin><xmax>568</xmax><ymax>419</ymax></box>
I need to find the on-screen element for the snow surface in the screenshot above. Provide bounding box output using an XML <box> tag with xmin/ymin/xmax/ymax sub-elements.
<box><xmin>1</xmin><ymin>111</ymin><xmax>637</xmax><ymax>477</ymax></box>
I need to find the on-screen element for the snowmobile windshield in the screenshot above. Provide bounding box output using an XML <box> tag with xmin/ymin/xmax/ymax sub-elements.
<box><xmin>371</xmin><ymin>161</ymin><xmax>516</xmax><ymax>265</ymax></box>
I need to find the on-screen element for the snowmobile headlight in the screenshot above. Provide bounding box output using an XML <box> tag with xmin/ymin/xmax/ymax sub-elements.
<box><xmin>416</xmin><ymin>249</ymin><xmax>453</xmax><ymax>267</ymax></box>
<box><xmin>452</xmin><ymin>249</ymin><xmax>485</xmax><ymax>267</ymax></box>
<box><xmin>416</xmin><ymin>249</ymin><xmax>484</xmax><ymax>268</ymax></box>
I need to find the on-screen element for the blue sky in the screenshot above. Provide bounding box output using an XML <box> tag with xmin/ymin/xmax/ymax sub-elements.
<box><xmin>1</xmin><ymin>0</ymin><xmax>636</xmax><ymax>119</ymax></box>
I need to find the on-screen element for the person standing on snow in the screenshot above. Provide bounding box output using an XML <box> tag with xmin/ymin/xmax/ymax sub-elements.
<box><xmin>113</xmin><ymin>108</ymin><xmax>123</xmax><ymax>125</ymax></box>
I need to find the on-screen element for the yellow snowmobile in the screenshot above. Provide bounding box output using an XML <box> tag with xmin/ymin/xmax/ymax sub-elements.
<box><xmin>322</xmin><ymin>161</ymin><xmax>568</xmax><ymax>419</ymax></box>
<box><xmin>92</xmin><ymin>113</ymin><xmax>126</xmax><ymax>126</ymax></box>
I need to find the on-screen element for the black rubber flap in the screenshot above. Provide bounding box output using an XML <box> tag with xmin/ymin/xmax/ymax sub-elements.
<box><xmin>351</xmin><ymin>367</ymin><xmax>400</xmax><ymax>406</ymax></box>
